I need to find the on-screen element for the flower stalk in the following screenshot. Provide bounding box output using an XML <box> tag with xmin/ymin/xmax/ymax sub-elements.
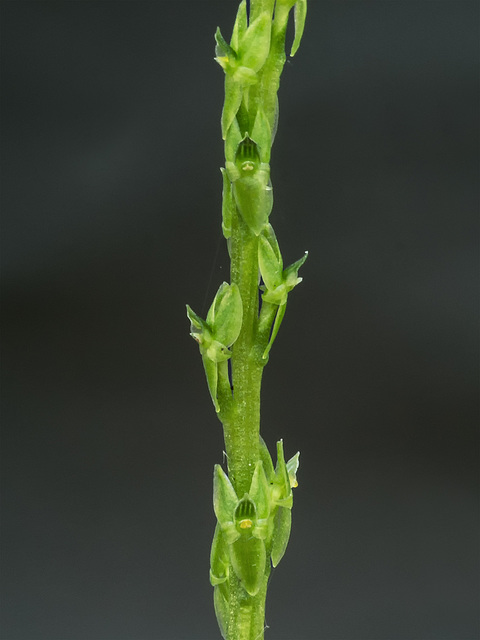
<box><xmin>187</xmin><ymin>2</ymin><xmax>307</xmax><ymax>638</ymax></box>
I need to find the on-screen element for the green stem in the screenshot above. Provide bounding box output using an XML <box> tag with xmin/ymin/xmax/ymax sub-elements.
<box><xmin>222</xmin><ymin>208</ymin><xmax>269</xmax><ymax>640</ymax></box>
<box><xmin>226</xmin><ymin>209</ymin><xmax>262</xmax><ymax>496</ymax></box>
<box><xmin>226</xmin><ymin>573</ymin><xmax>269</xmax><ymax>640</ymax></box>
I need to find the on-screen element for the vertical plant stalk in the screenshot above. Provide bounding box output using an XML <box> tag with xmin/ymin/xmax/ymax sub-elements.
<box><xmin>187</xmin><ymin>2</ymin><xmax>307</xmax><ymax>638</ymax></box>
<box><xmin>225</xmin><ymin>211</ymin><xmax>261</xmax><ymax>493</ymax></box>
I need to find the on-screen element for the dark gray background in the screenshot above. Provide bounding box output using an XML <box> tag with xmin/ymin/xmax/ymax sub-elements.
<box><xmin>1</xmin><ymin>1</ymin><xmax>478</xmax><ymax>639</ymax></box>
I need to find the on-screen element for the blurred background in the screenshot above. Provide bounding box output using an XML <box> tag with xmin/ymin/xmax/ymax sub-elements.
<box><xmin>1</xmin><ymin>2</ymin><xmax>478</xmax><ymax>639</ymax></box>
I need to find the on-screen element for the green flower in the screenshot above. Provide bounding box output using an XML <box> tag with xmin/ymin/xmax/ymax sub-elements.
<box><xmin>215</xmin><ymin>4</ymin><xmax>272</xmax><ymax>137</ymax></box>
<box><xmin>258</xmin><ymin>225</ymin><xmax>308</xmax><ymax>357</ymax></box>
<box><xmin>186</xmin><ymin>282</ymin><xmax>243</xmax><ymax>412</ymax></box>
<box><xmin>211</xmin><ymin>440</ymin><xmax>300</xmax><ymax>593</ymax></box>
<box><xmin>225</xmin><ymin>136</ymin><xmax>273</xmax><ymax>236</ymax></box>
<box><xmin>213</xmin><ymin>461</ymin><xmax>271</xmax><ymax>596</ymax></box>
<box><xmin>259</xmin><ymin>439</ymin><xmax>300</xmax><ymax>567</ymax></box>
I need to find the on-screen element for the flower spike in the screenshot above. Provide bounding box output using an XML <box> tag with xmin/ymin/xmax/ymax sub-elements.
<box><xmin>186</xmin><ymin>282</ymin><xmax>242</xmax><ymax>411</ymax></box>
<box><xmin>187</xmin><ymin>1</ymin><xmax>308</xmax><ymax>634</ymax></box>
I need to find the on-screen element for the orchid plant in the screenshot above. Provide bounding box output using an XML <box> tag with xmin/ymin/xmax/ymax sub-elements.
<box><xmin>187</xmin><ymin>2</ymin><xmax>307</xmax><ymax>638</ymax></box>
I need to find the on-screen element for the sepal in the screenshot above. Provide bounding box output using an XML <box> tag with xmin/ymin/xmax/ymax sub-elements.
<box><xmin>249</xmin><ymin>461</ymin><xmax>271</xmax><ymax>537</ymax></box>
<box><xmin>269</xmin><ymin>441</ymin><xmax>300</xmax><ymax>567</ymax></box>
<box><xmin>237</xmin><ymin>12</ymin><xmax>271</xmax><ymax>73</ymax></box>
<box><xmin>213</xmin><ymin>464</ymin><xmax>239</xmax><ymax>544</ymax></box>
<box><xmin>283</xmin><ymin>251</ymin><xmax>308</xmax><ymax>292</ymax></box>
<box><xmin>230</xmin><ymin>0</ymin><xmax>247</xmax><ymax>52</ymax></box>
<box><xmin>259</xmin><ymin>436</ymin><xmax>276</xmax><ymax>482</ymax></box>
<box><xmin>258</xmin><ymin>229</ymin><xmax>283</xmax><ymax>295</ymax></box>
<box><xmin>224</xmin><ymin>118</ymin><xmax>243</xmax><ymax>166</ymax></box>
<box><xmin>249</xmin><ymin>0</ymin><xmax>276</xmax><ymax>22</ymax></box>
<box><xmin>202</xmin><ymin>356</ymin><xmax>220</xmax><ymax>413</ymax></box>
<box><xmin>215</xmin><ymin>11</ymin><xmax>271</xmax><ymax>77</ymax></box>
<box><xmin>272</xmin><ymin>439</ymin><xmax>293</xmax><ymax>508</ymax></box>
<box><xmin>291</xmin><ymin>0</ymin><xmax>307</xmax><ymax>57</ymax></box>
<box><xmin>214</xmin><ymin>27</ymin><xmax>237</xmax><ymax>67</ymax></box>
<box><xmin>274</xmin><ymin>0</ymin><xmax>307</xmax><ymax>57</ymax></box>
<box><xmin>186</xmin><ymin>304</ymin><xmax>207</xmax><ymax>337</ymax></box>
<box><xmin>271</xmin><ymin>506</ymin><xmax>292</xmax><ymax>567</ymax></box>
<box><xmin>213</xmin><ymin>586</ymin><xmax>229</xmax><ymax>640</ymax></box>
<box><xmin>261</xmin><ymin>301</ymin><xmax>286</xmax><ymax>361</ymax></box>
<box><xmin>210</xmin><ymin>524</ymin><xmax>230</xmax><ymax>638</ymax></box>
<box><xmin>221</xmin><ymin>75</ymin><xmax>244</xmax><ymax>141</ymax></box>
<box><xmin>210</xmin><ymin>524</ymin><xmax>229</xmax><ymax>587</ymax></box>
<box><xmin>287</xmin><ymin>451</ymin><xmax>300</xmax><ymax>488</ymax></box>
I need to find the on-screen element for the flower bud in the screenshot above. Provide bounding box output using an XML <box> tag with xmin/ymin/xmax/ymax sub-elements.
<box><xmin>274</xmin><ymin>0</ymin><xmax>307</xmax><ymax>57</ymax></box>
